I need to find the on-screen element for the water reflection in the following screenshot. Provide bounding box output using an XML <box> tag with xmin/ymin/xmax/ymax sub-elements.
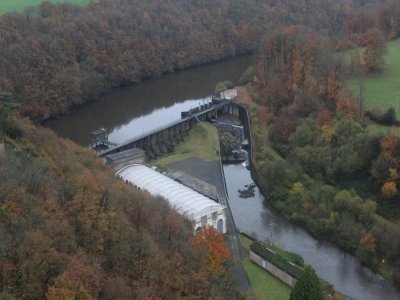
<box><xmin>46</xmin><ymin>56</ymin><xmax>254</xmax><ymax>145</ymax></box>
<box><xmin>108</xmin><ymin>98</ymin><xmax>212</xmax><ymax>143</ymax></box>
<box><xmin>223</xmin><ymin>163</ymin><xmax>399</xmax><ymax>300</ymax></box>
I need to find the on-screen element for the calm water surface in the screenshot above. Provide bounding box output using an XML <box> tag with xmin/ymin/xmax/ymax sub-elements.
<box><xmin>224</xmin><ymin>164</ymin><xmax>399</xmax><ymax>300</ymax></box>
<box><xmin>47</xmin><ymin>56</ymin><xmax>400</xmax><ymax>300</ymax></box>
<box><xmin>46</xmin><ymin>56</ymin><xmax>254</xmax><ymax>145</ymax></box>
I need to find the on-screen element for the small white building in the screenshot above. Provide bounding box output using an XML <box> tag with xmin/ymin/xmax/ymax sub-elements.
<box><xmin>220</xmin><ymin>89</ymin><xmax>237</xmax><ymax>100</ymax></box>
<box><xmin>116</xmin><ymin>164</ymin><xmax>227</xmax><ymax>234</ymax></box>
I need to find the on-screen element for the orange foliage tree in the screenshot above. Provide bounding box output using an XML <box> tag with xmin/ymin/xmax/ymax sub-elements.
<box><xmin>190</xmin><ymin>227</ymin><xmax>230</xmax><ymax>275</ymax></box>
<box><xmin>381</xmin><ymin>181</ymin><xmax>398</xmax><ymax>199</ymax></box>
<box><xmin>360</xmin><ymin>229</ymin><xmax>376</xmax><ymax>254</ymax></box>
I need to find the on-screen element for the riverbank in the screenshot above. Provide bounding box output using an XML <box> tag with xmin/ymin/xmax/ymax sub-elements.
<box><xmin>235</xmin><ymin>85</ymin><xmax>400</xmax><ymax>298</ymax></box>
<box><xmin>46</xmin><ymin>54</ymin><xmax>400</xmax><ymax>299</ymax></box>
<box><xmin>240</xmin><ymin>234</ymin><xmax>293</xmax><ymax>300</ymax></box>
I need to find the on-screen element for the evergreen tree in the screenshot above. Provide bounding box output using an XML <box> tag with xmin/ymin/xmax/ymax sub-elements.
<box><xmin>290</xmin><ymin>266</ymin><xmax>324</xmax><ymax>300</ymax></box>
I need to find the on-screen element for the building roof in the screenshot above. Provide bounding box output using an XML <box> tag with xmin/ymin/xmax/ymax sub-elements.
<box><xmin>106</xmin><ymin>148</ymin><xmax>145</xmax><ymax>161</ymax></box>
<box><xmin>220</xmin><ymin>89</ymin><xmax>237</xmax><ymax>100</ymax></box>
<box><xmin>116</xmin><ymin>164</ymin><xmax>225</xmax><ymax>220</ymax></box>
<box><xmin>168</xmin><ymin>171</ymin><xmax>219</xmax><ymax>200</ymax></box>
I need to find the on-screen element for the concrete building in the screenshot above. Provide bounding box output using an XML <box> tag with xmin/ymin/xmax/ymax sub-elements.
<box><xmin>116</xmin><ymin>164</ymin><xmax>227</xmax><ymax>233</ymax></box>
<box><xmin>106</xmin><ymin>148</ymin><xmax>146</xmax><ymax>171</ymax></box>
<box><xmin>220</xmin><ymin>89</ymin><xmax>237</xmax><ymax>100</ymax></box>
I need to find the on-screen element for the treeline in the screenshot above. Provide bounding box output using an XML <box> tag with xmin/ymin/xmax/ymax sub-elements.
<box><xmin>0</xmin><ymin>117</ymin><xmax>240</xmax><ymax>299</ymax></box>
<box><xmin>342</xmin><ymin>0</ymin><xmax>400</xmax><ymax>48</ymax></box>
<box><xmin>0</xmin><ymin>0</ymin><xmax>358</xmax><ymax>120</ymax></box>
<box><xmin>248</xmin><ymin>24</ymin><xmax>400</xmax><ymax>289</ymax></box>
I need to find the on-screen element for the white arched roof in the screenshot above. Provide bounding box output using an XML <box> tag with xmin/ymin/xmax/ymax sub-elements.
<box><xmin>116</xmin><ymin>164</ymin><xmax>226</xmax><ymax>220</ymax></box>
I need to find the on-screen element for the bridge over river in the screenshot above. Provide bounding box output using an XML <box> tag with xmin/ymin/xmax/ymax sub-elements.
<box><xmin>97</xmin><ymin>98</ymin><xmax>240</xmax><ymax>159</ymax></box>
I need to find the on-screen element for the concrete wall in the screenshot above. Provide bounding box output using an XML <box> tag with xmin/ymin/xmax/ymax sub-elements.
<box><xmin>107</xmin><ymin>154</ymin><xmax>145</xmax><ymax>171</ymax></box>
<box><xmin>220</xmin><ymin>89</ymin><xmax>237</xmax><ymax>100</ymax></box>
<box><xmin>250</xmin><ymin>251</ymin><xmax>297</xmax><ymax>287</ymax></box>
<box><xmin>194</xmin><ymin>208</ymin><xmax>227</xmax><ymax>234</ymax></box>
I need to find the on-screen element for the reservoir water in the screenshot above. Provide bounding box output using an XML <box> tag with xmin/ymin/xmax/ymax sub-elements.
<box><xmin>47</xmin><ymin>56</ymin><xmax>400</xmax><ymax>300</ymax></box>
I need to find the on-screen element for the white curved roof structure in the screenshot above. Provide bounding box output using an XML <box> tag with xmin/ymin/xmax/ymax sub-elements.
<box><xmin>116</xmin><ymin>164</ymin><xmax>226</xmax><ymax>223</ymax></box>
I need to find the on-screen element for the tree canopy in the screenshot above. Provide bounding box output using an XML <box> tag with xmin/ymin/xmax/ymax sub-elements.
<box><xmin>290</xmin><ymin>267</ymin><xmax>324</xmax><ymax>300</ymax></box>
<box><xmin>0</xmin><ymin>119</ymin><xmax>241</xmax><ymax>299</ymax></box>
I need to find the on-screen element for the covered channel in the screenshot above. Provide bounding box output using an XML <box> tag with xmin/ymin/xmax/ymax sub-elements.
<box><xmin>117</xmin><ymin>164</ymin><xmax>227</xmax><ymax>233</ymax></box>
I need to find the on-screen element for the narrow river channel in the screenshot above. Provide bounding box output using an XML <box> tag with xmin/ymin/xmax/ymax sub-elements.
<box><xmin>47</xmin><ymin>56</ymin><xmax>400</xmax><ymax>300</ymax></box>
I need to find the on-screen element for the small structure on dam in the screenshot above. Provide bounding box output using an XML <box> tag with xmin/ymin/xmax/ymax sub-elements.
<box><xmin>105</xmin><ymin>148</ymin><xmax>146</xmax><ymax>170</ymax></box>
<box><xmin>117</xmin><ymin>164</ymin><xmax>227</xmax><ymax>234</ymax></box>
<box><xmin>220</xmin><ymin>89</ymin><xmax>237</xmax><ymax>100</ymax></box>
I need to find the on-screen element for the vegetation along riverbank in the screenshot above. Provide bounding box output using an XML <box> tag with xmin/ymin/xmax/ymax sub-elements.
<box><xmin>1</xmin><ymin>0</ymin><xmax>400</xmax><ymax>298</ymax></box>
<box><xmin>235</xmin><ymin>22</ymin><xmax>400</xmax><ymax>291</ymax></box>
<box><xmin>0</xmin><ymin>0</ymin><xmax>368</xmax><ymax>121</ymax></box>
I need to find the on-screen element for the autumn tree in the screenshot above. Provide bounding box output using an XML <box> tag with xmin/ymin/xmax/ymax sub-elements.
<box><xmin>360</xmin><ymin>229</ymin><xmax>376</xmax><ymax>254</ymax></box>
<box><xmin>190</xmin><ymin>227</ymin><xmax>230</xmax><ymax>275</ymax></box>
<box><xmin>0</xmin><ymin>118</ymin><xmax>240</xmax><ymax>299</ymax></box>
<box><xmin>381</xmin><ymin>181</ymin><xmax>397</xmax><ymax>199</ymax></box>
<box><xmin>363</xmin><ymin>28</ymin><xmax>387</xmax><ymax>73</ymax></box>
<box><xmin>0</xmin><ymin>90</ymin><xmax>21</xmax><ymax>139</ymax></box>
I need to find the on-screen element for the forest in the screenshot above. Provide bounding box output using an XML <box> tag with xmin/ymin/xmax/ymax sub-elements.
<box><xmin>244</xmin><ymin>0</ymin><xmax>400</xmax><ymax>290</ymax></box>
<box><xmin>0</xmin><ymin>0</ymin><xmax>400</xmax><ymax>298</ymax></box>
<box><xmin>0</xmin><ymin>0</ymin><xmax>357</xmax><ymax>120</ymax></box>
<box><xmin>0</xmin><ymin>106</ymin><xmax>240</xmax><ymax>299</ymax></box>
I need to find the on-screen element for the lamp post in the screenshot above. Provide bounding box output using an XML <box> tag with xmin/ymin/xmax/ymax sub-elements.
<box><xmin>269</xmin><ymin>219</ymin><xmax>277</xmax><ymax>246</ymax></box>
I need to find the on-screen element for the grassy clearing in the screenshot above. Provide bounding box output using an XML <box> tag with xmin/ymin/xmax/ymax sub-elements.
<box><xmin>151</xmin><ymin>122</ymin><xmax>219</xmax><ymax>168</ymax></box>
<box><xmin>0</xmin><ymin>0</ymin><xmax>90</xmax><ymax>14</ymax></box>
<box><xmin>346</xmin><ymin>40</ymin><xmax>400</xmax><ymax>113</ymax></box>
<box><xmin>243</xmin><ymin>258</ymin><xmax>292</xmax><ymax>300</ymax></box>
<box><xmin>240</xmin><ymin>234</ymin><xmax>292</xmax><ymax>300</ymax></box>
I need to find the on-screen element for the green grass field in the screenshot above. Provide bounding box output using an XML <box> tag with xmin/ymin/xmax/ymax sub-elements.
<box><xmin>346</xmin><ymin>40</ymin><xmax>400</xmax><ymax>112</ymax></box>
<box><xmin>239</xmin><ymin>234</ymin><xmax>292</xmax><ymax>300</ymax></box>
<box><xmin>151</xmin><ymin>122</ymin><xmax>219</xmax><ymax>168</ymax></box>
<box><xmin>243</xmin><ymin>258</ymin><xmax>292</xmax><ymax>300</ymax></box>
<box><xmin>0</xmin><ymin>0</ymin><xmax>90</xmax><ymax>14</ymax></box>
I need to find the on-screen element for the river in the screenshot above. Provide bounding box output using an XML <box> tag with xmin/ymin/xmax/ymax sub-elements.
<box><xmin>46</xmin><ymin>56</ymin><xmax>400</xmax><ymax>300</ymax></box>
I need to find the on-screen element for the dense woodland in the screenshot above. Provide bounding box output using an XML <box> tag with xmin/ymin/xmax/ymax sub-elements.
<box><xmin>0</xmin><ymin>110</ymin><xmax>240</xmax><ymax>299</ymax></box>
<box><xmin>0</xmin><ymin>0</ymin><xmax>363</xmax><ymax>120</ymax></box>
<box><xmin>246</xmin><ymin>0</ymin><xmax>400</xmax><ymax>290</ymax></box>
<box><xmin>1</xmin><ymin>0</ymin><xmax>400</xmax><ymax>298</ymax></box>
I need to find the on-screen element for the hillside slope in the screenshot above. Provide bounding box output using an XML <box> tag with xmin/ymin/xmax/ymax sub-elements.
<box><xmin>0</xmin><ymin>117</ymin><xmax>241</xmax><ymax>299</ymax></box>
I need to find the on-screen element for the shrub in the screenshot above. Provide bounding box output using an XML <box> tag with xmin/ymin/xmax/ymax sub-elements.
<box><xmin>238</xmin><ymin>66</ymin><xmax>255</xmax><ymax>85</ymax></box>
<box><xmin>214</xmin><ymin>81</ymin><xmax>234</xmax><ymax>95</ymax></box>
<box><xmin>366</xmin><ymin>107</ymin><xmax>397</xmax><ymax>125</ymax></box>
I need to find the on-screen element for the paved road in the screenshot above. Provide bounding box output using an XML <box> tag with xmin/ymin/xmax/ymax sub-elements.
<box><xmin>168</xmin><ymin>158</ymin><xmax>252</xmax><ymax>294</ymax></box>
